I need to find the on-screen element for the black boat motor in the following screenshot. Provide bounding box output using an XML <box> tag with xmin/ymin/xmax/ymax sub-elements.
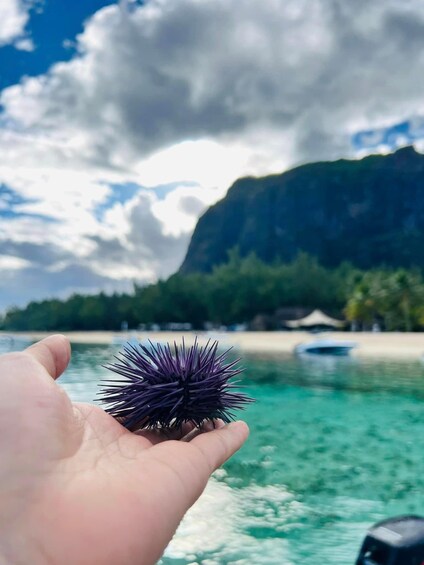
<box><xmin>356</xmin><ymin>515</ymin><xmax>424</xmax><ymax>565</ymax></box>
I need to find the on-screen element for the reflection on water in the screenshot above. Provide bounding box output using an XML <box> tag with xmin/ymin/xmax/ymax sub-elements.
<box><xmin>244</xmin><ymin>351</ymin><xmax>424</xmax><ymax>396</ymax></box>
<box><xmin>162</xmin><ymin>477</ymin><xmax>383</xmax><ymax>565</ymax></box>
<box><xmin>0</xmin><ymin>334</ymin><xmax>33</xmax><ymax>354</ymax></box>
<box><xmin>59</xmin><ymin>343</ymin><xmax>113</xmax><ymax>403</ymax></box>
<box><xmin>2</xmin><ymin>338</ymin><xmax>424</xmax><ymax>564</ymax></box>
<box><xmin>163</xmin><ymin>478</ymin><xmax>297</xmax><ymax>565</ymax></box>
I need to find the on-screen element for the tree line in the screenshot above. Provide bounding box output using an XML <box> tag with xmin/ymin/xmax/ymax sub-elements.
<box><xmin>1</xmin><ymin>252</ymin><xmax>423</xmax><ymax>331</ymax></box>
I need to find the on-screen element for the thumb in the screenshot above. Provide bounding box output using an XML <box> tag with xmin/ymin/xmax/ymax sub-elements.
<box><xmin>25</xmin><ymin>335</ymin><xmax>71</xmax><ymax>380</ymax></box>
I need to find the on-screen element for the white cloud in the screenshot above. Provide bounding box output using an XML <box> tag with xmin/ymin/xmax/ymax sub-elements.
<box><xmin>0</xmin><ymin>255</ymin><xmax>30</xmax><ymax>270</ymax></box>
<box><xmin>90</xmin><ymin>190</ymin><xmax>192</xmax><ymax>280</ymax></box>
<box><xmin>151</xmin><ymin>183</ymin><xmax>219</xmax><ymax>236</ymax></box>
<box><xmin>0</xmin><ymin>0</ymin><xmax>334</xmax><ymax>172</ymax></box>
<box><xmin>134</xmin><ymin>140</ymin><xmax>254</xmax><ymax>190</ymax></box>
<box><xmin>14</xmin><ymin>37</ymin><xmax>35</xmax><ymax>51</ymax></box>
<box><xmin>3</xmin><ymin>0</ymin><xmax>424</xmax><ymax>173</ymax></box>
<box><xmin>2</xmin><ymin>0</ymin><xmax>424</xmax><ymax>307</ymax></box>
<box><xmin>0</xmin><ymin>0</ymin><xmax>33</xmax><ymax>47</ymax></box>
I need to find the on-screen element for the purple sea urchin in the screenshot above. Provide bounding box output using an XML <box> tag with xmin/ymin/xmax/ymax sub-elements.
<box><xmin>99</xmin><ymin>338</ymin><xmax>253</xmax><ymax>431</ymax></box>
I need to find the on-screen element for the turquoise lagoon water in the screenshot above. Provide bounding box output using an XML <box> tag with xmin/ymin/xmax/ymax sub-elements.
<box><xmin>4</xmin><ymin>339</ymin><xmax>424</xmax><ymax>564</ymax></box>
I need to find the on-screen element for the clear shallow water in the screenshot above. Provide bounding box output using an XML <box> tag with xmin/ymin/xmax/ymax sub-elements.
<box><xmin>3</xmin><ymin>338</ymin><xmax>424</xmax><ymax>564</ymax></box>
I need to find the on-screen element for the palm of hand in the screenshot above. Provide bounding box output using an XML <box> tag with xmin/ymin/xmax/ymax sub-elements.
<box><xmin>0</xmin><ymin>336</ymin><xmax>248</xmax><ymax>565</ymax></box>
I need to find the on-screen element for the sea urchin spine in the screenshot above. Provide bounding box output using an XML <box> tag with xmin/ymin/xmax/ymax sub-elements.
<box><xmin>99</xmin><ymin>338</ymin><xmax>253</xmax><ymax>431</ymax></box>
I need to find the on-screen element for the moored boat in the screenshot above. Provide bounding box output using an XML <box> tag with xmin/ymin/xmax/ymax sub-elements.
<box><xmin>294</xmin><ymin>339</ymin><xmax>357</xmax><ymax>356</ymax></box>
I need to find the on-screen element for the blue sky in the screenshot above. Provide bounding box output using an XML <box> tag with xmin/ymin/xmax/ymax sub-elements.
<box><xmin>0</xmin><ymin>1</ymin><xmax>114</xmax><ymax>89</ymax></box>
<box><xmin>0</xmin><ymin>0</ymin><xmax>423</xmax><ymax>311</ymax></box>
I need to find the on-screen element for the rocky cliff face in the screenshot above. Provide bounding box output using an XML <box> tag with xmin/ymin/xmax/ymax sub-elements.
<box><xmin>180</xmin><ymin>146</ymin><xmax>424</xmax><ymax>273</ymax></box>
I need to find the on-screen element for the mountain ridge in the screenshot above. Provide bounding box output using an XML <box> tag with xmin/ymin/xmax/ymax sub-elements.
<box><xmin>180</xmin><ymin>146</ymin><xmax>424</xmax><ymax>273</ymax></box>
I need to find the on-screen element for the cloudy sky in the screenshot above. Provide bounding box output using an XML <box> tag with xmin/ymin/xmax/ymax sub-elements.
<box><xmin>0</xmin><ymin>0</ymin><xmax>424</xmax><ymax>311</ymax></box>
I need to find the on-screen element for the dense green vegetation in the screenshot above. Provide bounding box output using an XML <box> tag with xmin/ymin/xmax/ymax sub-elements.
<box><xmin>345</xmin><ymin>269</ymin><xmax>424</xmax><ymax>332</ymax></box>
<box><xmin>1</xmin><ymin>252</ymin><xmax>423</xmax><ymax>331</ymax></box>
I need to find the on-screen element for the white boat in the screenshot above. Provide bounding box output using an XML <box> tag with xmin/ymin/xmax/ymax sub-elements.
<box><xmin>294</xmin><ymin>339</ymin><xmax>357</xmax><ymax>356</ymax></box>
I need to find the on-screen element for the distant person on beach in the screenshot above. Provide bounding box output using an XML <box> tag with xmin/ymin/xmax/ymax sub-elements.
<box><xmin>0</xmin><ymin>335</ymin><xmax>249</xmax><ymax>565</ymax></box>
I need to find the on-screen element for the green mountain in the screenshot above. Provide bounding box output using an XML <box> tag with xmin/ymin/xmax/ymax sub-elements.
<box><xmin>180</xmin><ymin>146</ymin><xmax>424</xmax><ymax>273</ymax></box>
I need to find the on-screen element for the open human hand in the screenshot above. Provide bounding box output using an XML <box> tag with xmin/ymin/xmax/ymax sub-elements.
<box><xmin>0</xmin><ymin>335</ymin><xmax>249</xmax><ymax>565</ymax></box>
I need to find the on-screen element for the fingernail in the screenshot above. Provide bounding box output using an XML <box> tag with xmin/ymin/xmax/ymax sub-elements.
<box><xmin>227</xmin><ymin>421</ymin><xmax>250</xmax><ymax>434</ymax></box>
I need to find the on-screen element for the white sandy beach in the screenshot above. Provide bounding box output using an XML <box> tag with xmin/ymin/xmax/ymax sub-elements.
<box><xmin>6</xmin><ymin>330</ymin><xmax>424</xmax><ymax>360</ymax></box>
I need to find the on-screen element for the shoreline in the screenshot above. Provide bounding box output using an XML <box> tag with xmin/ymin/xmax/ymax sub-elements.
<box><xmin>3</xmin><ymin>330</ymin><xmax>424</xmax><ymax>360</ymax></box>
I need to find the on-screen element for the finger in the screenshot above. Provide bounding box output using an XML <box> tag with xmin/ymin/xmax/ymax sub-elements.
<box><xmin>146</xmin><ymin>420</ymin><xmax>225</xmax><ymax>444</ymax></box>
<box><xmin>136</xmin><ymin>421</ymin><xmax>197</xmax><ymax>445</ymax></box>
<box><xmin>181</xmin><ymin>419</ymin><xmax>225</xmax><ymax>442</ymax></box>
<box><xmin>190</xmin><ymin>420</ymin><xmax>249</xmax><ymax>473</ymax></box>
<box><xmin>25</xmin><ymin>335</ymin><xmax>71</xmax><ymax>380</ymax></box>
<box><xmin>131</xmin><ymin>419</ymin><xmax>248</xmax><ymax>561</ymax></box>
<box><xmin>145</xmin><ymin>420</ymin><xmax>249</xmax><ymax>515</ymax></box>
